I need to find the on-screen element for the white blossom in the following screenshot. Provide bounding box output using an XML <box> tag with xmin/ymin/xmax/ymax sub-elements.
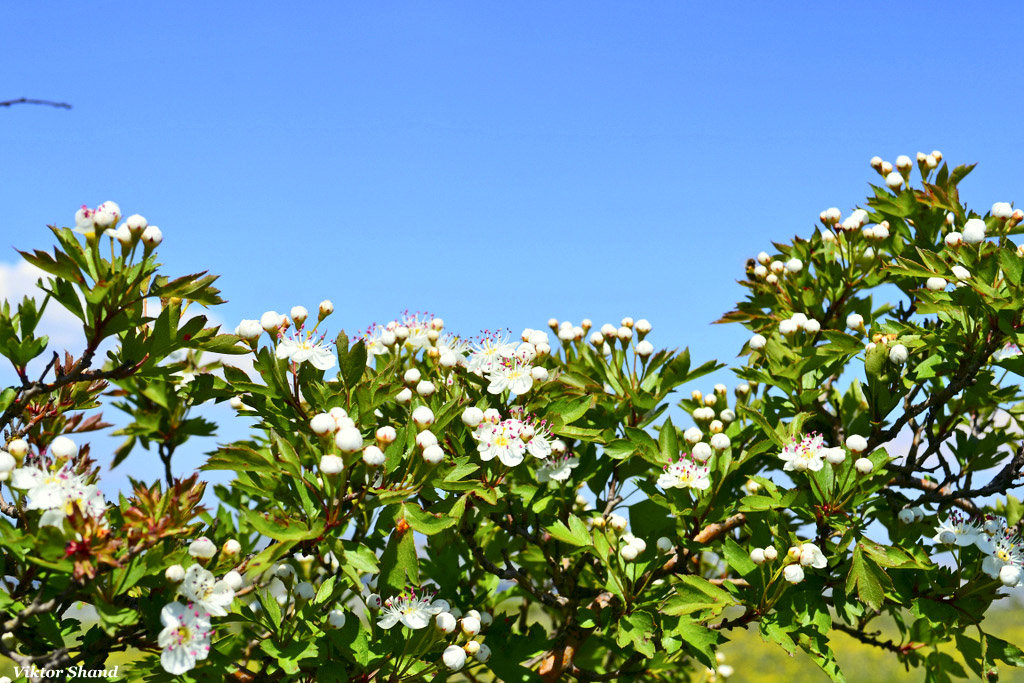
<box><xmin>158</xmin><ymin>602</ymin><xmax>212</xmax><ymax>675</ymax></box>
<box><xmin>180</xmin><ymin>565</ymin><xmax>235</xmax><ymax>617</ymax></box>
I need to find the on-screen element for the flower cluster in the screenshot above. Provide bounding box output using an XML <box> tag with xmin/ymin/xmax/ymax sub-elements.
<box><xmin>657</xmin><ymin>455</ymin><xmax>710</xmax><ymax>492</ymax></box>
<box><xmin>9</xmin><ymin>438</ymin><xmax>107</xmax><ymax>529</ymax></box>
<box><xmin>932</xmin><ymin>513</ymin><xmax>1024</xmax><ymax>587</ymax></box>
<box><xmin>467</xmin><ymin>408</ymin><xmax>556</xmax><ymax>469</ymax></box>
<box><xmin>159</xmin><ymin>559</ymin><xmax>239</xmax><ymax>674</ymax></box>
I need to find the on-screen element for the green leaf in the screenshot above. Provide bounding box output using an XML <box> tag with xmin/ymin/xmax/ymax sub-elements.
<box><xmin>846</xmin><ymin>545</ymin><xmax>889</xmax><ymax>611</ymax></box>
<box><xmin>547</xmin><ymin>515</ymin><xmax>592</xmax><ymax>547</ymax></box>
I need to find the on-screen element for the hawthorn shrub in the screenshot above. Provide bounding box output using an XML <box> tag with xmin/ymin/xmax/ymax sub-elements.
<box><xmin>1</xmin><ymin>153</ymin><xmax>1024</xmax><ymax>682</ymax></box>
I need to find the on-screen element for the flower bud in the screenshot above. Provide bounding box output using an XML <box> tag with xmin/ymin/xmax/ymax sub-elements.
<box><xmin>925</xmin><ymin>277</ymin><xmax>946</xmax><ymax>291</ymax></box>
<box><xmin>683</xmin><ymin>427</ymin><xmax>703</xmax><ymax>444</ymax></box>
<box><xmin>396</xmin><ymin>387</ymin><xmax>413</xmax><ymax>404</ymax></box>
<box><xmin>869</xmin><ymin>157</ymin><xmax>883</xmax><ymax>171</ymax></box>
<box><xmin>636</xmin><ymin>340</ymin><xmax>654</xmax><ymax>358</ymax></box>
<box><xmin>412</xmin><ymin>406</ymin><xmax>435</xmax><ymax>429</ymax></box>
<box><xmin>656</xmin><ymin>537</ymin><xmax>673</xmax><ymax>553</ymax></box>
<box><xmin>769</xmin><ymin>260</ymin><xmax>784</xmax><ymax>274</ymax></box>
<box><xmin>290</xmin><ymin>306</ymin><xmax>308</xmax><ymax>327</ymax></box>
<box><xmin>854</xmin><ymin>457</ymin><xmax>873</xmax><ymax>475</ymax></box>
<box><xmin>765</xmin><ymin>273</ymin><xmax>778</xmax><ymax>285</ymax></box>
<box><xmin>824</xmin><ymin>447</ymin><xmax>845</xmax><ymax>465</ymax></box>
<box><xmin>295</xmin><ymin>581</ymin><xmax>315</xmax><ymax>600</ymax></box>
<box><xmin>885</xmin><ymin>172</ymin><xmax>903</xmax><ymax>191</ymax></box>
<box><xmin>320</xmin><ymin>455</ymin><xmax>344</xmax><ymax>474</ymax></box>
<box><xmin>763</xmin><ymin>546</ymin><xmax>778</xmax><ymax>562</ymax></box>
<box><xmin>7</xmin><ymin>439</ymin><xmax>28</xmax><ymax>459</ymax></box>
<box><xmin>51</xmin><ymin>435</ymin><xmax>78</xmax><ymax>459</ymax></box>
<box><xmin>889</xmin><ymin>344</ymin><xmax>909</xmax><ymax>365</ymax></box>
<box><xmin>1000</xmin><ymin>564</ymin><xmax>1022</xmax><ymax>587</ymax></box>
<box><xmin>334</xmin><ymin>427</ymin><xmax>363</xmax><ymax>453</ymax></box>
<box><xmin>376</xmin><ymin>426</ymin><xmax>396</xmax><ymax>444</ymax></box>
<box><xmin>327</xmin><ymin>609</ymin><xmax>346</xmax><ymax>628</ymax></box>
<box><xmin>845</xmin><ymin>434</ymin><xmax>868</xmax><ymax>453</ymax></box>
<box><xmin>436</xmin><ymin>611</ymin><xmax>457</xmax><ymax>632</ymax></box>
<box><xmin>404</xmin><ymin>368</ymin><xmax>421</xmax><ymax>384</ymax></box>
<box><xmin>260</xmin><ymin>311</ymin><xmax>282</xmax><ymax>333</ymax></box>
<box><xmin>224</xmin><ymin>570</ymin><xmax>244</xmax><ymax>591</ymax></box>
<box><xmin>710</xmin><ymin>433</ymin><xmax>730</xmax><ymax>451</ymax></box>
<box><xmin>785</xmin><ymin>258</ymin><xmax>803</xmax><ymax>273</ymax></box>
<box><xmin>310</xmin><ymin>413</ymin><xmax>336</xmax><ymax>435</ymax></box>
<box><xmin>531</xmin><ymin>366</ymin><xmax>549</xmax><ymax>382</ymax></box>
<box><xmin>141</xmin><ymin>225</ymin><xmax>163</xmax><ymax>247</ymax></box>
<box><xmin>692</xmin><ymin>442</ymin><xmax>712</xmax><ymax>462</ymax></box>
<box><xmin>461</xmin><ymin>616</ymin><xmax>481</xmax><ymax>636</ymax></box>
<box><xmin>616</xmin><ymin>326</ymin><xmax>632</xmax><ymax>343</ymax></box>
<box><xmin>963</xmin><ymin>218</ymin><xmax>986</xmax><ymax>244</ymax></box>
<box><xmin>608</xmin><ymin>513</ymin><xmax>627</xmax><ymax>531</ymax></box>
<box><xmin>223</xmin><ymin>539</ymin><xmax>241</xmax><ymax>556</ymax></box>
<box><xmin>363</xmin><ymin>445</ymin><xmax>386</xmax><ymax>466</ymax></box>
<box><xmin>189</xmin><ymin>537</ymin><xmax>217</xmax><ymax>560</ymax></box>
<box><xmin>620</xmin><ymin>544</ymin><xmax>639</xmax><ymax>561</ymax></box>
<box><xmin>750</xmin><ymin>548</ymin><xmax>766</xmax><ymax>564</ymax></box>
<box><xmin>783</xmin><ymin>564</ymin><xmax>805</xmax><ymax>584</ymax></box>
<box><xmin>992</xmin><ymin>202</ymin><xmax>1014</xmax><ymax>219</ymax></box>
<box><xmin>416</xmin><ymin>380</ymin><xmax>435</xmax><ymax>397</ymax></box>
<box><xmin>475</xmin><ymin>643</ymin><xmax>492</xmax><ymax>662</ymax></box>
<box><xmin>443</xmin><ymin>644</ymin><xmax>467</xmax><ymax>671</ymax></box>
<box><xmin>749</xmin><ymin>334</ymin><xmax>767</xmax><ymax>350</ymax></box>
<box><xmin>165</xmin><ymin>564</ymin><xmax>185</xmax><ymax>582</ymax></box>
<box><xmin>422</xmin><ymin>444</ymin><xmax>445</xmax><ymax>464</ymax></box>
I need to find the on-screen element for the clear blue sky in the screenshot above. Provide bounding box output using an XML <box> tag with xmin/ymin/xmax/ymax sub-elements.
<box><xmin>3</xmin><ymin>3</ymin><xmax>1024</xmax><ymax>488</ymax></box>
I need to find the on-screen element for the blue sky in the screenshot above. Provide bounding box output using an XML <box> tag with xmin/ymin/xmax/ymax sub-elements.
<box><xmin>3</xmin><ymin>3</ymin><xmax>1024</xmax><ymax>489</ymax></box>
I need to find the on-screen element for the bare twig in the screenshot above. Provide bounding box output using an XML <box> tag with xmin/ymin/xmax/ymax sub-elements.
<box><xmin>0</xmin><ymin>98</ymin><xmax>71</xmax><ymax>110</ymax></box>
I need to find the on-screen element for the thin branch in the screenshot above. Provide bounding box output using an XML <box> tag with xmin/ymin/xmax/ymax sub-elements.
<box><xmin>0</xmin><ymin>98</ymin><xmax>71</xmax><ymax>110</ymax></box>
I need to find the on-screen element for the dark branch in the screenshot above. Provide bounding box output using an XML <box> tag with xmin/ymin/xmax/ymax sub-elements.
<box><xmin>0</xmin><ymin>98</ymin><xmax>71</xmax><ymax>110</ymax></box>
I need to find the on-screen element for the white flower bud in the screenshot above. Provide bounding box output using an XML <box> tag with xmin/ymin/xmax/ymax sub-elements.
<box><xmin>125</xmin><ymin>213</ymin><xmax>147</xmax><ymax>233</ymax></box>
<box><xmin>753</xmin><ymin>264</ymin><xmax>768</xmax><ymax>279</ymax></box>
<box><xmin>943</xmin><ymin>232</ymin><xmax>962</xmax><ymax>247</ymax></box>
<box><xmin>7</xmin><ymin>439</ymin><xmax>28</xmax><ymax>458</ymax></box>
<box><xmin>719</xmin><ymin>409</ymin><xmax>736</xmax><ymax>423</ymax></box>
<box><xmin>779</xmin><ymin>319</ymin><xmax>798</xmax><ymax>336</ymax></box>
<box><xmin>963</xmin><ymin>218</ymin><xmax>986</xmax><ymax>244</ymax></box>
<box><xmin>692</xmin><ymin>442</ymin><xmax>712</xmax><ymax>462</ymax></box>
<box><xmin>310</xmin><ymin>413</ymin><xmax>336</xmax><ymax>435</ymax></box>
<box><xmin>889</xmin><ymin>344</ymin><xmax>909</xmax><ymax>365</ymax></box>
<box><xmin>763</xmin><ymin>546</ymin><xmax>778</xmax><ymax>562</ymax></box>
<box><xmin>749</xmin><ymin>334</ymin><xmax>767</xmax><ymax>350</ymax></box>
<box><xmin>422</xmin><ymin>444</ymin><xmax>445</xmax><ymax>464</ymax></box>
<box><xmin>710</xmin><ymin>433</ymin><xmax>731</xmax><ymax>451</ymax></box>
<box><xmin>897</xmin><ymin>508</ymin><xmax>915</xmax><ymax>524</ymax></box>
<box><xmin>334</xmin><ymin>427</ymin><xmax>363</xmax><ymax>453</ymax></box>
<box><xmin>189</xmin><ymin>537</ymin><xmax>217</xmax><ymax>559</ymax></box>
<box><xmin>656</xmin><ymin>537</ymin><xmax>673</xmax><ymax>553</ymax></box>
<box><xmin>396</xmin><ymin>387</ymin><xmax>413</xmax><ymax>404</ymax></box>
<box><xmin>328</xmin><ymin>609</ymin><xmax>346</xmax><ymax>628</ymax></box>
<box><xmin>461</xmin><ymin>407</ymin><xmax>484</xmax><ymax>428</ymax></box>
<box><xmin>636</xmin><ymin>340</ymin><xmax>654</xmax><ymax>357</ymax></box>
<box><xmin>885</xmin><ymin>172</ymin><xmax>904</xmax><ymax>191</ymax></box>
<box><xmin>366</xmin><ymin>594</ymin><xmax>382</xmax><ymax>609</ymax></box>
<box><xmin>443</xmin><ymin>644</ymin><xmax>467</xmax><ymax>671</ymax></box>
<box><xmin>635</xmin><ymin>318</ymin><xmax>651</xmax><ymax>335</ymax></box>
<box><xmin>320</xmin><ymin>455</ymin><xmax>345</xmax><ymax>474</ymax></box>
<box><xmin>992</xmin><ymin>202</ymin><xmax>1014</xmax><ymax>219</ymax></box>
<box><xmin>404</xmin><ymin>368</ymin><xmax>421</xmax><ymax>384</ymax></box>
<box><xmin>412</xmin><ymin>406</ymin><xmax>435</xmax><ymax>429</ymax></box>
<box><xmin>896</xmin><ymin>155</ymin><xmax>912</xmax><ymax>171</ymax></box>
<box><xmin>363</xmin><ymin>445</ymin><xmax>386</xmax><ymax>466</ymax></box>
<box><xmin>295</xmin><ymin>581</ymin><xmax>315</xmax><ymax>600</ymax></box>
<box><xmin>475</xmin><ymin>643</ymin><xmax>492</xmax><ymax>662</ymax></box>
<box><xmin>394</xmin><ymin>326</ymin><xmax>410</xmax><ymax>342</ymax></box>
<box><xmin>769</xmin><ymin>260</ymin><xmax>784</xmax><ymax>274</ymax></box>
<box><xmin>926</xmin><ymin>277</ymin><xmax>946</xmax><ymax>291</ymax></box>
<box><xmin>1000</xmin><ymin>564</ymin><xmax>1022</xmax><ymax>587</ymax></box>
<box><xmin>683</xmin><ymin>427</ymin><xmax>703</xmax><ymax>444</ymax></box>
<box><xmin>113</xmin><ymin>224</ymin><xmax>133</xmax><ymax>246</ymax></box>
<box><xmin>783</xmin><ymin>564</ymin><xmax>805</xmax><ymax>584</ymax></box>
<box><xmin>869</xmin><ymin>157</ymin><xmax>883</xmax><ymax>171</ymax></box>
<box><xmin>845</xmin><ymin>434</ymin><xmax>868</xmax><ymax>453</ymax></box>
<box><xmin>235</xmin><ymin>319</ymin><xmax>263</xmax><ymax>340</ymax></box>
<box><xmin>290</xmin><ymin>306</ymin><xmax>308</xmax><ymax>327</ymax></box>
<box><xmin>0</xmin><ymin>452</ymin><xmax>15</xmax><ymax>478</ymax></box>
<box><xmin>750</xmin><ymin>548</ymin><xmax>766</xmax><ymax>565</ymax></box>
<box><xmin>824</xmin><ymin>447</ymin><xmax>846</xmax><ymax>465</ymax></box>
<box><xmin>951</xmin><ymin>265</ymin><xmax>970</xmax><ymax>281</ymax></box>
<box><xmin>608</xmin><ymin>513</ymin><xmax>627</xmax><ymax>531</ymax></box>
<box><xmin>531</xmin><ymin>366</ymin><xmax>549</xmax><ymax>382</ymax></box>
<box><xmin>881</xmin><ymin>161</ymin><xmax>893</xmax><ymax>175</ymax></box>
<box><xmin>461</xmin><ymin>616</ymin><xmax>481</xmax><ymax>636</ymax></box>
<box><xmin>51</xmin><ymin>435</ymin><xmax>78</xmax><ymax>459</ymax></box>
<box><xmin>165</xmin><ymin>564</ymin><xmax>185</xmax><ymax>582</ymax></box>
<box><xmin>260</xmin><ymin>311</ymin><xmax>282</xmax><ymax>333</ymax></box>
<box><xmin>854</xmin><ymin>457</ymin><xmax>873</xmax><ymax>475</ymax></box>
<box><xmin>223</xmin><ymin>570</ymin><xmax>244</xmax><ymax>591</ymax></box>
<box><xmin>316</xmin><ymin>300</ymin><xmax>334</xmax><ymax>318</ymax></box>
<box><xmin>765</xmin><ymin>273</ymin><xmax>778</xmax><ymax>285</ymax></box>
<box><xmin>803</xmin><ymin>319</ymin><xmax>821</xmax><ymax>334</ymax></box>
<box><xmin>616</xmin><ymin>326</ymin><xmax>632</xmax><ymax>342</ymax></box>
<box><xmin>223</xmin><ymin>539</ymin><xmax>241</xmax><ymax>556</ymax></box>
<box><xmin>381</xmin><ymin>330</ymin><xmax>397</xmax><ymax>347</ymax></box>
<box><xmin>416</xmin><ymin>380</ymin><xmax>435</xmax><ymax>397</ymax></box>
<box><xmin>141</xmin><ymin>225</ymin><xmax>163</xmax><ymax>247</ymax></box>
<box><xmin>375</xmin><ymin>426</ymin><xmax>396</xmax><ymax>444</ymax></box>
<box><xmin>620</xmin><ymin>544</ymin><xmax>639</xmax><ymax>561</ymax></box>
<box><xmin>435</xmin><ymin>611</ymin><xmax>457</xmax><ymax>632</ymax></box>
<box><xmin>757</xmin><ymin>250</ymin><xmax>771</xmax><ymax>264</ymax></box>
<box><xmin>785</xmin><ymin>258</ymin><xmax>803</xmax><ymax>273</ymax></box>
<box><xmin>464</xmin><ymin>639</ymin><xmax>481</xmax><ymax>655</ymax></box>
